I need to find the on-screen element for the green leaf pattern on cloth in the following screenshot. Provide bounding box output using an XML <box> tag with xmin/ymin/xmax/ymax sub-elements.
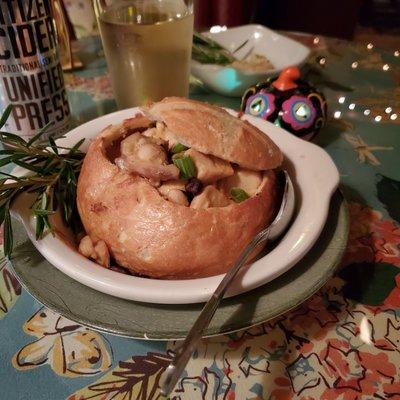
<box><xmin>67</xmin><ymin>352</ymin><xmax>172</xmax><ymax>400</ymax></box>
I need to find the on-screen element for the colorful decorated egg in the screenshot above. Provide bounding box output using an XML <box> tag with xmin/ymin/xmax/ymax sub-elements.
<box><xmin>241</xmin><ymin>67</ymin><xmax>327</xmax><ymax>140</ymax></box>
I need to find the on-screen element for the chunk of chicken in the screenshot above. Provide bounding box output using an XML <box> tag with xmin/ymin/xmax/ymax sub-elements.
<box><xmin>142</xmin><ymin>125</ymin><xmax>168</xmax><ymax>147</ymax></box>
<box><xmin>78</xmin><ymin>235</ymin><xmax>110</xmax><ymax>268</ymax></box>
<box><xmin>191</xmin><ymin>185</ymin><xmax>231</xmax><ymax>210</ymax></box>
<box><xmin>121</xmin><ymin>133</ymin><xmax>167</xmax><ymax>164</ymax></box>
<box><xmin>158</xmin><ymin>180</ymin><xmax>189</xmax><ymax>206</ymax></box>
<box><xmin>142</xmin><ymin>122</ymin><xmax>176</xmax><ymax>148</ymax></box>
<box><xmin>116</xmin><ymin>133</ymin><xmax>179</xmax><ymax>183</ymax></box>
<box><xmin>219</xmin><ymin>167</ymin><xmax>263</xmax><ymax>197</ymax></box>
<box><xmin>166</xmin><ymin>190</ymin><xmax>189</xmax><ymax>206</ymax></box>
<box><xmin>185</xmin><ymin>149</ymin><xmax>234</xmax><ymax>184</ymax></box>
<box><xmin>115</xmin><ymin>158</ymin><xmax>179</xmax><ymax>182</ymax></box>
<box><xmin>158</xmin><ymin>180</ymin><xmax>186</xmax><ymax>194</ymax></box>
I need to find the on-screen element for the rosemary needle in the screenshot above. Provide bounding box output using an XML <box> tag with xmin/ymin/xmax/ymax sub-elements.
<box><xmin>0</xmin><ymin>105</ymin><xmax>85</xmax><ymax>257</ymax></box>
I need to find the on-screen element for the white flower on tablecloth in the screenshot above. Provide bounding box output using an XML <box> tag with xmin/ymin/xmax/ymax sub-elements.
<box><xmin>12</xmin><ymin>307</ymin><xmax>112</xmax><ymax>377</ymax></box>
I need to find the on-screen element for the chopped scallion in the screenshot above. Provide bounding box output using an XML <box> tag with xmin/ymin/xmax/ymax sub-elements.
<box><xmin>173</xmin><ymin>156</ymin><xmax>197</xmax><ymax>180</ymax></box>
<box><xmin>230</xmin><ymin>187</ymin><xmax>250</xmax><ymax>203</ymax></box>
<box><xmin>171</xmin><ymin>143</ymin><xmax>188</xmax><ymax>154</ymax></box>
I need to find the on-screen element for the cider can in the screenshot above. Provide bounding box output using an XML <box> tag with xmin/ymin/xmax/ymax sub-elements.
<box><xmin>0</xmin><ymin>0</ymin><xmax>70</xmax><ymax>140</ymax></box>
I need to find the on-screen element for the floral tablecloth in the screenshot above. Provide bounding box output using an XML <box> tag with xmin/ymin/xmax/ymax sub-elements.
<box><xmin>1</xmin><ymin>34</ymin><xmax>400</xmax><ymax>400</ymax></box>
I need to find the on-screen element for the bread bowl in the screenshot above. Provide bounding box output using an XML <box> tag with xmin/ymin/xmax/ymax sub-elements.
<box><xmin>77</xmin><ymin>98</ymin><xmax>283</xmax><ymax>279</ymax></box>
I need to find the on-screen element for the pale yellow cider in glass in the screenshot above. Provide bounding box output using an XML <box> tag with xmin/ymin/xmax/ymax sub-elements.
<box><xmin>98</xmin><ymin>1</ymin><xmax>194</xmax><ymax>108</ymax></box>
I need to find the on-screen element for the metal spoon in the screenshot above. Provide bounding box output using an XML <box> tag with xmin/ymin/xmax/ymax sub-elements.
<box><xmin>160</xmin><ymin>170</ymin><xmax>295</xmax><ymax>398</ymax></box>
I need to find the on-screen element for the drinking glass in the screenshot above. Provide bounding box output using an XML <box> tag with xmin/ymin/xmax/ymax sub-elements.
<box><xmin>93</xmin><ymin>0</ymin><xmax>194</xmax><ymax>108</ymax></box>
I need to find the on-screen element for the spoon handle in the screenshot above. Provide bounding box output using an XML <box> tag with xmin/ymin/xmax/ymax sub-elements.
<box><xmin>160</xmin><ymin>227</ymin><xmax>271</xmax><ymax>397</ymax></box>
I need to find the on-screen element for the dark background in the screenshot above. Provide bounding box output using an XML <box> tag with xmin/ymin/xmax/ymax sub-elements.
<box><xmin>194</xmin><ymin>0</ymin><xmax>400</xmax><ymax>40</ymax></box>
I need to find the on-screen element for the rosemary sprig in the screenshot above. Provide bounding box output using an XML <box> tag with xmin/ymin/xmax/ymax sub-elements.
<box><xmin>192</xmin><ymin>32</ymin><xmax>250</xmax><ymax>66</ymax></box>
<box><xmin>192</xmin><ymin>32</ymin><xmax>236</xmax><ymax>65</ymax></box>
<box><xmin>0</xmin><ymin>105</ymin><xmax>85</xmax><ymax>258</ymax></box>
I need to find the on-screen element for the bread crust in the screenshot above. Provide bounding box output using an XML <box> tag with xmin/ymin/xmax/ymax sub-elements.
<box><xmin>77</xmin><ymin>115</ymin><xmax>279</xmax><ymax>279</ymax></box>
<box><xmin>146</xmin><ymin>97</ymin><xmax>283</xmax><ymax>171</ymax></box>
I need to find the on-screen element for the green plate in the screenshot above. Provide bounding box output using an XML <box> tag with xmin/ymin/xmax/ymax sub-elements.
<box><xmin>9</xmin><ymin>191</ymin><xmax>349</xmax><ymax>340</ymax></box>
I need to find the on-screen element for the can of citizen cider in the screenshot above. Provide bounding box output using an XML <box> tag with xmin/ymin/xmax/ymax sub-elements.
<box><xmin>0</xmin><ymin>0</ymin><xmax>70</xmax><ymax>140</ymax></box>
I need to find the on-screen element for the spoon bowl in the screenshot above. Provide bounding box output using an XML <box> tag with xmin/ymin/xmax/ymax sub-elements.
<box><xmin>269</xmin><ymin>170</ymin><xmax>296</xmax><ymax>241</ymax></box>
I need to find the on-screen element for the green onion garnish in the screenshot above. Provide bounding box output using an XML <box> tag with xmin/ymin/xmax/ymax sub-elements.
<box><xmin>171</xmin><ymin>143</ymin><xmax>188</xmax><ymax>154</ymax></box>
<box><xmin>230</xmin><ymin>187</ymin><xmax>250</xmax><ymax>203</ymax></box>
<box><xmin>173</xmin><ymin>156</ymin><xmax>197</xmax><ymax>180</ymax></box>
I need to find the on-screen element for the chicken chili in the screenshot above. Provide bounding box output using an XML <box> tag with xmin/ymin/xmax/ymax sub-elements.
<box><xmin>112</xmin><ymin>123</ymin><xmax>264</xmax><ymax>209</ymax></box>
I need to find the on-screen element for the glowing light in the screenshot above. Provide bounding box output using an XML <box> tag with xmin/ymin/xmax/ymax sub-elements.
<box><xmin>210</xmin><ymin>25</ymin><xmax>227</xmax><ymax>33</ymax></box>
<box><xmin>349</xmin><ymin>103</ymin><xmax>356</xmax><ymax>110</ymax></box>
<box><xmin>394</xmin><ymin>50</ymin><xmax>399</xmax><ymax>57</ymax></box>
<box><xmin>313</xmin><ymin>37</ymin><xmax>320</xmax><ymax>45</ymax></box>
<box><xmin>351</xmin><ymin>61</ymin><xmax>358</xmax><ymax>69</ymax></box>
<box><xmin>319</xmin><ymin>57</ymin><xmax>326</xmax><ymax>65</ymax></box>
<box><xmin>296</xmin><ymin>105</ymin><xmax>308</xmax><ymax>118</ymax></box>
<box><xmin>385</xmin><ymin>107</ymin><xmax>392</xmax><ymax>114</ymax></box>
<box><xmin>214</xmin><ymin>68</ymin><xmax>242</xmax><ymax>91</ymax></box>
<box><xmin>334</xmin><ymin>111</ymin><xmax>341</xmax><ymax>119</ymax></box>
<box><xmin>367</xmin><ymin>43</ymin><xmax>374</xmax><ymax>50</ymax></box>
<box><xmin>359</xmin><ymin>317</ymin><xmax>373</xmax><ymax>345</ymax></box>
<box><xmin>390</xmin><ymin>113</ymin><xmax>398</xmax><ymax>120</ymax></box>
<box><xmin>383</xmin><ymin>64</ymin><xmax>390</xmax><ymax>71</ymax></box>
<box><xmin>254</xmin><ymin>31</ymin><xmax>261</xmax><ymax>39</ymax></box>
<box><xmin>251</xmin><ymin>101</ymin><xmax>262</xmax><ymax>113</ymax></box>
<box><xmin>338</xmin><ymin>96</ymin><xmax>346</xmax><ymax>104</ymax></box>
<box><xmin>364</xmin><ymin>109</ymin><xmax>371</xmax><ymax>116</ymax></box>
<box><xmin>375</xmin><ymin>115</ymin><xmax>382</xmax><ymax>122</ymax></box>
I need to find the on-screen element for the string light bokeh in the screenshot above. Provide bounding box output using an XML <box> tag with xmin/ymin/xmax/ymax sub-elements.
<box><xmin>333</xmin><ymin>93</ymin><xmax>398</xmax><ymax>122</ymax></box>
<box><xmin>313</xmin><ymin>39</ymin><xmax>399</xmax><ymax>123</ymax></box>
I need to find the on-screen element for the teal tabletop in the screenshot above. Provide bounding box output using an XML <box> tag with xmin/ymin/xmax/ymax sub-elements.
<box><xmin>1</xmin><ymin>33</ymin><xmax>400</xmax><ymax>400</ymax></box>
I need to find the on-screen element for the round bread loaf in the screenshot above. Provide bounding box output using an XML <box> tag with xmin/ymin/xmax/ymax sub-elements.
<box><xmin>77</xmin><ymin>99</ymin><xmax>282</xmax><ymax>279</ymax></box>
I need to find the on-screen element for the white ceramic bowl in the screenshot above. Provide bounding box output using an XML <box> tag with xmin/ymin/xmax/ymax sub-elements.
<box><xmin>11</xmin><ymin>108</ymin><xmax>338</xmax><ymax>304</ymax></box>
<box><xmin>191</xmin><ymin>24</ymin><xmax>311</xmax><ymax>97</ymax></box>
